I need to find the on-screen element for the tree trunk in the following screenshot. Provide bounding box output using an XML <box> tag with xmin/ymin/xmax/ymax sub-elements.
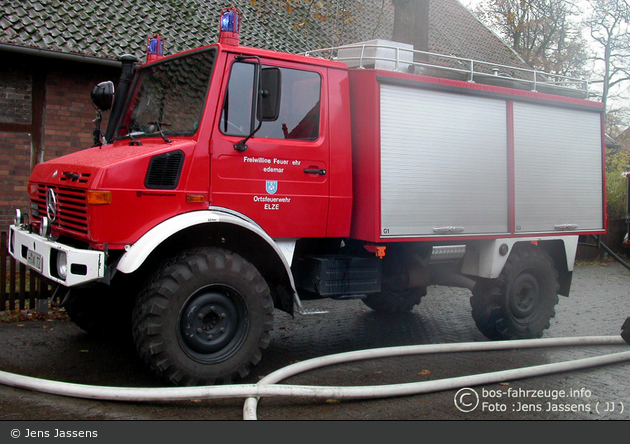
<box><xmin>392</xmin><ymin>0</ymin><xmax>430</xmax><ymax>63</ymax></box>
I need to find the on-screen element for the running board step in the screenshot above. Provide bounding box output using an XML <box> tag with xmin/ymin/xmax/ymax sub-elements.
<box><xmin>296</xmin><ymin>306</ymin><xmax>329</xmax><ymax>315</ymax></box>
<box><xmin>293</xmin><ymin>293</ymin><xmax>328</xmax><ymax>315</ymax></box>
<box><xmin>429</xmin><ymin>245</ymin><xmax>466</xmax><ymax>263</ymax></box>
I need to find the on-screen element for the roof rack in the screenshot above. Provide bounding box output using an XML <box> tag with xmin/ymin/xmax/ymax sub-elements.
<box><xmin>305</xmin><ymin>40</ymin><xmax>590</xmax><ymax>100</ymax></box>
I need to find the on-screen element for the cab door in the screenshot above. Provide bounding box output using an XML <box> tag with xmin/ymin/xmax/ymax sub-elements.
<box><xmin>210</xmin><ymin>55</ymin><xmax>330</xmax><ymax>238</ymax></box>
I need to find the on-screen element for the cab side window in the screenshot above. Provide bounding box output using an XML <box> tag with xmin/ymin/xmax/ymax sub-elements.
<box><xmin>220</xmin><ymin>63</ymin><xmax>321</xmax><ymax>141</ymax></box>
<box><xmin>220</xmin><ymin>62</ymin><xmax>256</xmax><ymax>137</ymax></box>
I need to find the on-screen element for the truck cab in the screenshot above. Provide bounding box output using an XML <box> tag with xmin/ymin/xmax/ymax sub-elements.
<box><xmin>9</xmin><ymin>11</ymin><xmax>355</xmax><ymax>385</ymax></box>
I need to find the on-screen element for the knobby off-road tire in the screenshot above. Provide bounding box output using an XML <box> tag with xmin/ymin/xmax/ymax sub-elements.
<box><xmin>362</xmin><ymin>285</ymin><xmax>425</xmax><ymax>313</ymax></box>
<box><xmin>65</xmin><ymin>289</ymin><xmax>107</xmax><ymax>335</ymax></box>
<box><xmin>470</xmin><ymin>243</ymin><xmax>559</xmax><ymax>340</ymax></box>
<box><xmin>132</xmin><ymin>247</ymin><xmax>273</xmax><ymax>386</ymax></box>
<box><xmin>65</xmin><ymin>284</ymin><xmax>133</xmax><ymax>340</ymax></box>
<box><xmin>362</xmin><ymin>254</ymin><xmax>426</xmax><ymax>313</ymax></box>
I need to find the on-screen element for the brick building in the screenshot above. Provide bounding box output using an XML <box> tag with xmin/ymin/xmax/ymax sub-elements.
<box><xmin>0</xmin><ymin>0</ymin><xmax>530</xmax><ymax>231</ymax></box>
<box><xmin>0</xmin><ymin>52</ymin><xmax>119</xmax><ymax>230</ymax></box>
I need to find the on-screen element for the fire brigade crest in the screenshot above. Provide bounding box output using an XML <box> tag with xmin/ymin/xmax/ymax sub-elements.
<box><xmin>266</xmin><ymin>180</ymin><xmax>278</xmax><ymax>195</ymax></box>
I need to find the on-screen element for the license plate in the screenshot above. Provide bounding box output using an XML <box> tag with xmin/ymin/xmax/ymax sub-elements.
<box><xmin>27</xmin><ymin>250</ymin><xmax>43</xmax><ymax>273</ymax></box>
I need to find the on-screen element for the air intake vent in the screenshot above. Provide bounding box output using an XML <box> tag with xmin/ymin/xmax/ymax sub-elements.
<box><xmin>145</xmin><ymin>150</ymin><xmax>184</xmax><ymax>189</ymax></box>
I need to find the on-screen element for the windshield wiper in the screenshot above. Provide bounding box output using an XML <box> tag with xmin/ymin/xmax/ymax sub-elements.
<box><xmin>126</xmin><ymin>129</ymin><xmax>144</xmax><ymax>146</ymax></box>
<box><xmin>149</xmin><ymin>121</ymin><xmax>172</xmax><ymax>144</ymax></box>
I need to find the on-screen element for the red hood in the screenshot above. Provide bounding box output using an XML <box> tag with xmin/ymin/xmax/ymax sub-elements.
<box><xmin>30</xmin><ymin>139</ymin><xmax>196</xmax><ymax>188</ymax></box>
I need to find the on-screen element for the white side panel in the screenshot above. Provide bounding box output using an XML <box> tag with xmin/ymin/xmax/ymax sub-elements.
<box><xmin>513</xmin><ymin>103</ymin><xmax>603</xmax><ymax>233</ymax></box>
<box><xmin>380</xmin><ymin>84</ymin><xmax>508</xmax><ymax>237</ymax></box>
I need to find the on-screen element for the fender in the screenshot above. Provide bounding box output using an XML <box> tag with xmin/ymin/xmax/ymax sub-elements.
<box><xmin>116</xmin><ymin>209</ymin><xmax>296</xmax><ymax>290</ymax></box>
<box><xmin>461</xmin><ymin>236</ymin><xmax>579</xmax><ymax>279</ymax></box>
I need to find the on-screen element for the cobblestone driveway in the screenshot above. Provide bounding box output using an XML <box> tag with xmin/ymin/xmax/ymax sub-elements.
<box><xmin>1</xmin><ymin>261</ymin><xmax>629</xmax><ymax>420</ymax></box>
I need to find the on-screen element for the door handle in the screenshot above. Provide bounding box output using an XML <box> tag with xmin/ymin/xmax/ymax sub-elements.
<box><xmin>554</xmin><ymin>224</ymin><xmax>579</xmax><ymax>230</ymax></box>
<box><xmin>303</xmin><ymin>167</ymin><xmax>327</xmax><ymax>175</ymax></box>
<box><xmin>433</xmin><ymin>226</ymin><xmax>465</xmax><ymax>234</ymax></box>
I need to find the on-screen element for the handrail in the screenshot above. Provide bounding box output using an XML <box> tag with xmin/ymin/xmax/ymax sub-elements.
<box><xmin>304</xmin><ymin>42</ymin><xmax>590</xmax><ymax>99</ymax></box>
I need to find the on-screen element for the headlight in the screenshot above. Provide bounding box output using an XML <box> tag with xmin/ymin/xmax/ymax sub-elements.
<box><xmin>14</xmin><ymin>209</ymin><xmax>24</xmax><ymax>226</ymax></box>
<box><xmin>39</xmin><ymin>216</ymin><xmax>51</xmax><ymax>237</ymax></box>
<box><xmin>56</xmin><ymin>250</ymin><xmax>68</xmax><ymax>280</ymax></box>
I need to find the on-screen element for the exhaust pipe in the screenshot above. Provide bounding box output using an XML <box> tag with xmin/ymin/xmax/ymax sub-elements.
<box><xmin>104</xmin><ymin>54</ymin><xmax>138</xmax><ymax>143</ymax></box>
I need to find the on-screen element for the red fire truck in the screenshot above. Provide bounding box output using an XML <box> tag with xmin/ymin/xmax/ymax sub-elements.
<box><xmin>9</xmin><ymin>8</ymin><xmax>606</xmax><ymax>386</ymax></box>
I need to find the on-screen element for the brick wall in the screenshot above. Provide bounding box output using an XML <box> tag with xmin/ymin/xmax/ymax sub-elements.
<box><xmin>0</xmin><ymin>67</ymin><xmax>31</xmax><ymax>124</ymax></box>
<box><xmin>0</xmin><ymin>132</ymin><xmax>32</xmax><ymax>229</ymax></box>
<box><xmin>44</xmin><ymin>64</ymin><xmax>115</xmax><ymax>162</ymax></box>
<box><xmin>0</xmin><ymin>52</ymin><xmax>118</xmax><ymax>232</ymax></box>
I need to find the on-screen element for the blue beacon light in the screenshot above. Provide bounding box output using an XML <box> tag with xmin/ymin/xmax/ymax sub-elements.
<box><xmin>219</xmin><ymin>7</ymin><xmax>241</xmax><ymax>46</ymax></box>
<box><xmin>146</xmin><ymin>35</ymin><xmax>164</xmax><ymax>62</ymax></box>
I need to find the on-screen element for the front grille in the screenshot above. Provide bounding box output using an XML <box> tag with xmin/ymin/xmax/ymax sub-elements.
<box><xmin>32</xmin><ymin>185</ymin><xmax>88</xmax><ymax>235</ymax></box>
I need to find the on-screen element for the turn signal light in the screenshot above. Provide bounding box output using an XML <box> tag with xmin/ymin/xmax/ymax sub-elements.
<box><xmin>87</xmin><ymin>190</ymin><xmax>112</xmax><ymax>205</ymax></box>
<box><xmin>186</xmin><ymin>194</ymin><xmax>206</xmax><ymax>203</ymax></box>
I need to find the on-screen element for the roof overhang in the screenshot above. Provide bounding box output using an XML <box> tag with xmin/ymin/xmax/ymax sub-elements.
<box><xmin>0</xmin><ymin>43</ymin><xmax>121</xmax><ymax>67</ymax></box>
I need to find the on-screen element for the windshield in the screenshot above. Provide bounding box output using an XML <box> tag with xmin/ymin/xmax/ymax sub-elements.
<box><xmin>116</xmin><ymin>48</ymin><xmax>217</xmax><ymax>141</ymax></box>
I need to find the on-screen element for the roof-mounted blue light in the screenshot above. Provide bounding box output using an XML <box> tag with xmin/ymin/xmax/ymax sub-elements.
<box><xmin>146</xmin><ymin>34</ymin><xmax>164</xmax><ymax>62</ymax></box>
<box><xmin>219</xmin><ymin>7</ymin><xmax>241</xmax><ymax>46</ymax></box>
<box><xmin>221</xmin><ymin>10</ymin><xmax>238</xmax><ymax>32</ymax></box>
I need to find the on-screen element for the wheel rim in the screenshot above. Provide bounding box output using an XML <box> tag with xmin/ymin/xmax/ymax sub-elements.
<box><xmin>178</xmin><ymin>285</ymin><xmax>248</xmax><ymax>364</ymax></box>
<box><xmin>508</xmin><ymin>271</ymin><xmax>541</xmax><ymax>323</ymax></box>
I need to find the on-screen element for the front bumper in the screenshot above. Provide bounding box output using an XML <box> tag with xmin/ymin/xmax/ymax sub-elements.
<box><xmin>8</xmin><ymin>225</ymin><xmax>105</xmax><ymax>286</ymax></box>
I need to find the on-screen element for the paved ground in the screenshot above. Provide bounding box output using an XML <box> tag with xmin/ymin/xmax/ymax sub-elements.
<box><xmin>1</xmin><ymin>260</ymin><xmax>629</xmax><ymax>421</ymax></box>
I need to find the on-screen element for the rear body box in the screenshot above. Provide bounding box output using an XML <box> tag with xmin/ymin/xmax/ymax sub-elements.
<box><xmin>348</xmin><ymin>69</ymin><xmax>606</xmax><ymax>243</ymax></box>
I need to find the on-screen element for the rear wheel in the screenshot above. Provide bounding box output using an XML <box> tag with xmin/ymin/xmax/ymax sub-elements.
<box><xmin>470</xmin><ymin>244</ymin><xmax>559</xmax><ymax>340</ymax></box>
<box><xmin>362</xmin><ymin>285</ymin><xmax>425</xmax><ymax>313</ymax></box>
<box><xmin>362</xmin><ymin>281</ymin><xmax>427</xmax><ymax>313</ymax></box>
<box><xmin>362</xmin><ymin>252</ymin><xmax>426</xmax><ymax>313</ymax></box>
<box><xmin>132</xmin><ymin>247</ymin><xmax>273</xmax><ymax>386</ymax></box>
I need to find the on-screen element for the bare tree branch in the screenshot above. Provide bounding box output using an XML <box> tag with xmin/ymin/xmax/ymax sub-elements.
<box><xmin>585</xmin><ymin>0</ymin><xmax>630</xmax><ymax>108</ymax></box>
<box><xmin>473</xmin><ymin>0</ymin><xmax>588</xmax><ymax>77</ymax></box>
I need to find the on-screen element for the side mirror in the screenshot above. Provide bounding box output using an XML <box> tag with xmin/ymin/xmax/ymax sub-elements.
<box><xmin>258</xmin><ymin>68</ymin><xmax>281</xmax><ymax>121</ymax></box>
<box><xmin>91</xmin><ymin>81</ymin><xmax>115</xmax><ymax>111</ymax></box>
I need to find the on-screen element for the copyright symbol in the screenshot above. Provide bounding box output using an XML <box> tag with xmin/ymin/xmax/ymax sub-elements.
<box><xmin>11</xmin><ymin>429</ymin><xmax>20</xmax><ymax>438</ymax></box>
<box><xmin>454</xmin><ymin>388</ymin><xmax>479</xmax><ymax>412</ymax></box>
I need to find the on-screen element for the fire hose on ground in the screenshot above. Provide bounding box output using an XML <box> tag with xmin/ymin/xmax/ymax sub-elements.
<box><xmin>1</xmin><ymin>322</ymin><xmax>630</xmax><ymax>420</ymax></box>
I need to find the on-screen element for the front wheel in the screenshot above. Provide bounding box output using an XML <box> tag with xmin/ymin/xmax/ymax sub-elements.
<box><xmin>132</xmin><ymin>247</ymin><xmax>273</xmax><ymax>386</ymax></box>
<box><xmin>65</xmin><ymin>282</ymin><xmax>134</xmax><ymax>340</ymax></box>
<box><xmin>470</xmin><ymin>244</ymin><xmax>559</xmax><ymax>340</ymax></box>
